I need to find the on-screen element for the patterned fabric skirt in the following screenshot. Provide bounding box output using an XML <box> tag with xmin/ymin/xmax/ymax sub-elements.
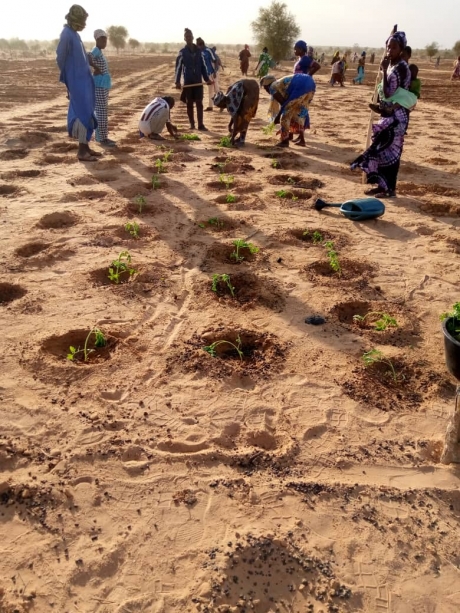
<box><xmin>232</xmin><ymin>80</ymin><xmax>259</xmax><ymax>135</ymax></box>
<box><xmin>95</xmin><ymin>88</ymin><xmax>110</xmax><ymax>142</ymax></box>
<box><xmin>351</xmin><ymin>113</ymin><xmax>408</xmax><ymax>191</ymax></box>
<box><xmin>278</xmin><ymin>92</ymin><xmax>314</xmax><ymax>140</ymax></box>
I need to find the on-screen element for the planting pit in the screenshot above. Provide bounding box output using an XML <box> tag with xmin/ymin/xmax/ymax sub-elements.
<box><xmin>170</xmin><ymin>326</ymin><xmax>285</xmax><ymax>380</ymax></box>
<box><xmin>0</xmin><ymin>183</ymin><xmax>20</xmax><ymax>196</ymax></box>
<box><xmin>0</xmin><ymin>148</ymin><xmax>29</xmax><ymax>161</ymax></box>
<box><xmin>89</xmin><ymin>266</ymin><xmax>138</xmax><ymax>287</ymax></box>
<box><xmin>205</xmin><ymin>271</ymin><xmax>285</xmax><ymax>311</ymax></box>
<box><xmin>202</xmin><ymin>241</ymin><xmax>262</xmax><ymax>270</ymax></box>
<box><xmin>41</xmin><ymin>329</ymin><xmax>117</xmax><ymax>364</ymax></box>
<box><xmin>210</xmin><ymin>160</ymin><xmax>255</xmax><ymax>174</ymax></box>
<box><xmin>269</xmin><ymin>174</ymin><xmax>323</xmax><ymax>189</ymax></box>
<box><xmin>1</xmin><ymin>169</ymin><xmax>41</xmax><ymax>180</ymax></box>
<box><xmin>342</xmin><ymin>357</ymin><xmax>454</xmax><ymax>412</ymax></box>
<box><xmin>330</xmin><ymin>300</ymin><xmax>418</xmax><ymax>345</ymax></box>
<box><xmin>197</xmin><ymin>216</ymin><xmax>241</xmax><ymax>233</ymax></box>
<box><xmin>0</xmin><ymin>283</ymin><xmax>27</xmax><ymax>305</ymax></box>
<box><xmin>15</xmin><ymin>241</ymin><xmax>50</xmax><ymax>258</ymax></box>
<box><xmin>284</xmin><ymin>227</ymin><xmax>347</xmax><ymax>248</ymax></box>
<box><xmin>37</xmin><ymin>211</ymin><xmax>78</xmax><ymax>229</ymax></box>
<box><xmin>275</xmin><ymin>188</ymin><xmax>313</xmax><ymax>202</ymax></box>
<box><xmin>206</xmin><ymin>179</ymin><xmax>237</xmax><ymax>191</ymax></box>
<box><xmin>305</xmin><ymin>258</ymin><xmax>375</xmax><ymax>286</ymax></box>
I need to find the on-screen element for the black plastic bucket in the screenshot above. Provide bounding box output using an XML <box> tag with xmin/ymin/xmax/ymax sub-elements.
<box><xmin>442</xmin><ymin>317</ymin><xmax>460</xmax><ymax>382</ymax></box>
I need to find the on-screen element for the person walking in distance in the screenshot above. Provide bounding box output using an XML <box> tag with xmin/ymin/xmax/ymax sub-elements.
<box><xmin>196</xmin><ymin>37</ymin><xmax>218</xmax><ymax>111</ymax></box>
<box><xmin>56</xmin><ymin>4</ymin><xmax>99</xmax><ymax>161</ymax></box>
<box><xmin>175</xmin><ymin>29</ymin><xmax>212</xmax><ymax>131</ymax></box>
<box><xmin>89</xmin><ymin>29</ymin><xmax>116</xmax><ymax>147</ymax></box>
<box><xmin>239</xmin><ymin>45</ymin><xmax>251</xmax><ymax>76</ymax></box>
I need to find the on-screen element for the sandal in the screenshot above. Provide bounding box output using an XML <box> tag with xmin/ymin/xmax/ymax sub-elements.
<box><xmin>364</xmin><ymin>186</ymin><xmax>383</xmax><ymax>196</ymax></box>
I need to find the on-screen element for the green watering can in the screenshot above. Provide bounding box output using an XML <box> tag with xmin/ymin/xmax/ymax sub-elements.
<box><xmin>314</xmin><ymin>197</ymin><xmax>385</xmax><ymax>221</ymax></box>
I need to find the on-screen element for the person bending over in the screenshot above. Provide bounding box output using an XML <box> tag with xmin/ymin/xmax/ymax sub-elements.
<box><xmin>138</xmin><ymin>96</ymin><xmax>177</xmax><ymax>140</ymax></box>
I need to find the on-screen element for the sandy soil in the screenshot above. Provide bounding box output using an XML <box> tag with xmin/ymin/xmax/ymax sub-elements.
<box><xmin>0</xmin><ymin>53</ymin><xmax>460</xmax><ymax>613</ymax></box>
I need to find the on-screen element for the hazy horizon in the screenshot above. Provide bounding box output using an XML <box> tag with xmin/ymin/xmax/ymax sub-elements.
<box><xmin>1</xmin><ymin>0</ymin><xmax>459</xmax><ymax>50</ymax></box>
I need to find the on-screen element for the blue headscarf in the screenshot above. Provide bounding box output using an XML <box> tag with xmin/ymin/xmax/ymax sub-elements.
<box><xmin>387</xmin><ymin>31</ymin><xmax>407</xmax><ymax>49</ymax></box>
<box><xmin>270</xmin><ymin>73</ymin><xmax>316</xmax><ymax>111</ymax></box>
<box><xmin>295</xmin><ymin>40</ymin><xmax>307</xmax><ymax>52</ymax></box>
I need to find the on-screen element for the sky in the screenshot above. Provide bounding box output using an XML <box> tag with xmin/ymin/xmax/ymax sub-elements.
<box><xmin>1</xmin><ymin>0</ymin><xmax>459</xmax><ymax>49</ymax></box>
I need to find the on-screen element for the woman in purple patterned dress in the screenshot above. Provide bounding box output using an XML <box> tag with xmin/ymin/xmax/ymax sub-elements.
<box><xmin>351</xmin><ymin>32</ymin><xmax>411</xmax><ymax>198</ymax></box>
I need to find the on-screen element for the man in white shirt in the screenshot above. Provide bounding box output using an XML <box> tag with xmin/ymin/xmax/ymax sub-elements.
<box><xmin>138</xmin><ymin>96</ymin><xmax>177</xmax><ymax>140</ymax></box>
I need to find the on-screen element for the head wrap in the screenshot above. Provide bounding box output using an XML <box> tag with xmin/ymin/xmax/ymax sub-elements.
<box><xmin>260</xmin><ymin>75</ymin><xmax>276</xmax><ymax>88</ymax></box>
<box><xmin>387</xmin><ymin>31</ymin><xmax>407</xmax><ymax>49</ymax></box>
<box><xmin>213</xmin><ymin>91</ymin><xmax>226</xmax><ymax>107</ymax></box>
<box><xmin>245</xmin><ymin>44</ymin><xmax>249</xmax><ymax>50</ymax></box>
<box><xmin>94</xmin><ymin>29</ymin><xmax>107</xmax><ymax>40</ymax></box>
<box><xmin>361</xmin><ymin>51</ymin><xmax>366</xmax><ymax>56</ymax></box>
<box><xmin>65</xmin><ymin>4</ymin><xmax>88</xmax><ymax>31</ymax></box>
<box><xmin>295</xmin><ymin>40</ymin><xmax>307</xmax><ymax>52</ymax></box>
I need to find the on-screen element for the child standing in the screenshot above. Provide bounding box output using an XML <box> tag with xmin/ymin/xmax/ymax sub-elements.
<box><xmin>89</xmin><ymin>30</ymin><xmax>116</xmax><ymax>147</ymax></box>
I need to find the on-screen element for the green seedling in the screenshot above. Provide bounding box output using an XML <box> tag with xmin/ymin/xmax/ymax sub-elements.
<box><xmin>180</xmin><ymin>133</ymin><xmax>200</xmax><ymax>141</ymax></box>
<box><xmin>108</xmin><ymin>250</ymin><xmax>137</xmax><ymax>284</ymax></box>
<box><xmin>124</xmin><ymin>221</ymin><xmax>140</xmax><ymax>239</ymax></box>
<box><xmin>67</xmin><ymin>327</ymin><xmax>107</xmax><ymax>362</ymax></box>
<box><xmin>208</xmin><ymin>217</ymin><xmax>224</xmax><ymax>228</ymax></box>
<box><xmin>226</xmin><ymin>194</ymin><xmax>237</xmax><ymax>203</ymax></box>
<box><xmin>154</xmin><ymin>159</ymin><xmax>166</xmax><ymax>174</ymax></box>
<box><xmin>135</xmin><ymin>194</ymin><xmax>146</xmax><ymax>213</ymax></box>
<box><xmin>151</xmin><ymin>175</ymin><xmax>160</xmax><ymax>190</ymax></box>
<box><xmin>211</xmin><ymin>273</ymin><xmax>235</xmax><ymax>298</ymax></box>
<box><xmin>230</xmin><ymin>239</ymin><xmax>259</xmax><ymax>263</ymax></box>
<box><xmin>262</xmin><ymin>122</ymin><xmax>275</xmax><ymax>135</ymax></box>
<box><xmin>287</xmin><ymin>177</ymin><xmax>296</xmax><ymax>185</ymax></box>
<box><xmin>275</xmin><ymin>189</ymin><xmax>298</xmax><ymax>201</ymax></box>
<box><xmin>353</xmin><ymin>312</ymin><xmax>398</xmax><ymax>331</ymax></box>
<box><xmin>302</xmin><ymin>230</ymin><xmax>324</xmax><ymax>244</ymax></box>
<box><xmin>362</xmin><ymin>349</ymin><xmax>401</xmax><ymax>383</ymax></box>
<box><xmin>219</xmin><ymin>173</ymin><xmax>234</xmax><ymax>189</ymax></box>
<box><xmin>162</xmin><ymin>149</ymin><xmax>173</xmax><ymax>162</ymax></box>
<box><xmin>324</xmin><ymin>241</ymin><xmax>341</xmax><ymax>275</ymax></box>
<box><xmin>219</xmin><ymin>136</ymin><xmax>232</xmax><ymax>148</ymax></box>
<box><xmin>271</xmin><ymin>159</ymin><xmax>280</xmax><ymax>169</ymax></box>
<box><xmin>440</xmin><ymin>302</ymin><xmax>460</xmax><ymax>340</ymax></box>
<box><xmin>216</xmin><ymin>162</ymin><xmax>226</xmax><ymax>171</ymax></box>
<box><xmin>203</xmin><ymin>335</ymin><xmax>244</xmax><ymax>361</ymax></box>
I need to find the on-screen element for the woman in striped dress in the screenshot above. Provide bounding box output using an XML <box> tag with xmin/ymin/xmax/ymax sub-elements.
<box><xmin>89</xmin><ymin>30</ymin><xmax>116</xmax><ymax>147</ymax></box>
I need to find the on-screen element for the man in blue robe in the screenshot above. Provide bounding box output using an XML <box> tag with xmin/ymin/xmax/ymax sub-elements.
<box><xmin>56</xmin><ymin>5</ymin><xmax>99</xmax><ymax>161</ymax></box>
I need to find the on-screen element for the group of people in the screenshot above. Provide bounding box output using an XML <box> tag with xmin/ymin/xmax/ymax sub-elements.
<box><xmin>56</xmin><ymin>7</ymin><xmax>419</xmax><ymax>199</ymax></box>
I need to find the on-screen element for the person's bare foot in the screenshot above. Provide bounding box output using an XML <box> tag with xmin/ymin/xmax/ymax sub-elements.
<box><xmin>78</xmin><ymin>144</ymin><xmax>98</xmax><ymax>161</ymax></box>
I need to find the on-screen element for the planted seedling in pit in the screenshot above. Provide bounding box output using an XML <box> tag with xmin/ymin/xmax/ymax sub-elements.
<box><xmin>180</xmin><ymin>133</ymin><xmax>200</xmax><ymax>141</ymax></box>
<box><xmin>135</xmin><ymin>194</ymin><xmax>146</xmax><ymax>213</ymax></box>
<box><xmin>303</xmin><ymin>229</ymin><xmax>323</xmax><ymax>244</ymax></box>
<box><xmin>151</xmin><ymin>174</ymin><xmax>160</xmax><ymax>190</ymax></box>
<box><xmin>219</xmin><ymin>174</ymin><xmax>234</xmax><ymax>189</ymax></box>
<box><xmin>271</xmin><ymin>159</ymin><xmax>280</xmax><ymax>169</ymax></box>
<box><xmin>154</xmin><ymin>159</ymin><xmax>166</xmax><ymax>174</ymax></box>
<box><xmin>262</xmin><ymin>122</ymin><xmax>275</xmax><ymax>135</ymax></box>
<box><xmin>230</xmin><ymin>239</ymin><xmax>259</xmax><ymax>263</ymax></box>
<box><xmin>226</xmin><ymin>194</ymin><xmax>237</xmax><ymax>203</ymax></box>
<box><xmin>275</xmin><ymin>189</ymin><xmax>297</xmax><ymax>200</ymax></box>
<box><xmin>162</xmin><ymin>149</ymin><xmax>173</xmax><ymax>162</ymax></box>
<box><xmin>353</xmin><ymin>312</ymin><xmax>398</xmax><ymax>331</ymax></box>
<box><xmin>362</xmin><ymin>349</ymin><xmax>402</xmax><ymax>383</ymax></box>
<box><xmin>324</xmin><ymin>241</ymin><xmax>341</xmax><ymax>275</ymax></box>
<box><xmin>108</xmin><ymin>250</ymin><xmax>137</xmax><ymax>284</ymax></box>
<box><xmin>287</xmin><ymin>177</ymin><xmax>296</xmax><ymax>185</ymax></box>
<box><xmin>203</xmin><ymin>334</ymin><xmax>244</xmax><ymax>361</ymax></box>
<box><xmin>219</xmin><ymin>136</ymin><xmax>232</xmax><ymax>148</ymax></box>
<box><xmin>208</xmin><ymin>217</ymin><xmax>224</xmax><ymax>228</ymax></box>
<box><xmin>124</xmin><ymin>221</ymin><xmax>140</xmax><ymax>239</ymax></box>
<box><xmin>67</xmin><ymin>326</ymin><xmax>107</xmax><ymax>362</ymax></box>
<box><xmin>211</xmin><ymin>273</ymin><xmax>235</xmax><ymax>298</ymax></box>
<box><xmin>440</xmin><ymin>302</ymin><xmax>460</xmax><ymax>341</ymax></box>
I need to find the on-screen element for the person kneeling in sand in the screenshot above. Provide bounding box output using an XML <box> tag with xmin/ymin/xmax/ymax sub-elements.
<box><xmin>138</xmin><ymin>96</ymin><xmax>177</xmax><ymax>140</ymax></box>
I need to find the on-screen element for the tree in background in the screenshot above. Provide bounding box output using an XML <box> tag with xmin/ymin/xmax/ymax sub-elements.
<box><xmin>107</xmin><ymin>26</ymin><xmax>129</xmax><ymax>54</ymax></box>
<box><xmin>453</xmin><ymin>40</ymin><xmax>460</xmax><ymax>56</ymax></box>
<box><xmin>425</xmin><ymin>42</ymin><xmax>439</xmax><ymax>61</ymax></box>
<box><xmin>129</xmin><ymin>38</ymin><xmax>140</xmax><ymax>52</ymax></box>
<box><xmin>251</xmin><ymin>1</ymin><xmax>300</xmax><ymax>61</ymax></box>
